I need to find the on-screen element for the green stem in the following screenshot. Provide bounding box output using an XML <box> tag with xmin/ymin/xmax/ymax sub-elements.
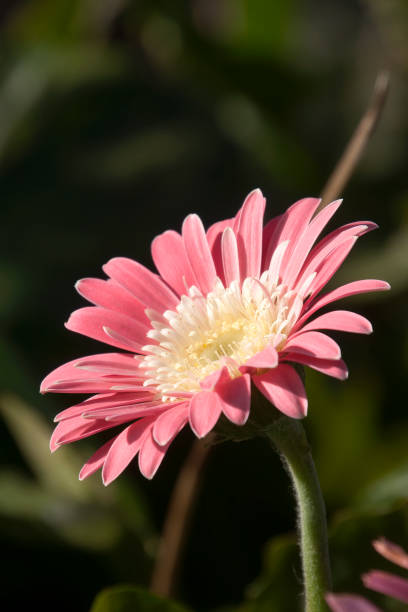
<box><xmin>266</xmin><ymin>417</ymin><xmax>332</xmax><ymax>612</ymax></box>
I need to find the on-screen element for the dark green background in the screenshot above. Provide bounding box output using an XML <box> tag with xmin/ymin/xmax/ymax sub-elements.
<box><xmin>1</xmin><ymin>1</ymin><xmax>407</xmax><ymax>610</ymax></box>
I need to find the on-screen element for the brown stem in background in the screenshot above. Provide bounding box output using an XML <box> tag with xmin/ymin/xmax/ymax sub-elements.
<box><xmin>150</xmin><ymin>435</ymin><xmax>213</xmax><ymax>597</ymax></box>
<box><xmin>318</xmin><ymin>69</ymin><xmax>390</xmax><ymax>211</ymax></box>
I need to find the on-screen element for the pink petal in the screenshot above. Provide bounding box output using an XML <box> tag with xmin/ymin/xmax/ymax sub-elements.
<box><xmin>50</xmin><ymin>417</ymin><xmax>126</xmax><ymax>451</ymax></box>
<box><xmin>79</xmin><ymin>438</ymin><xmax>115</xmax><ymax>481</ymax></box>
<box><xmin>207</xmin><ymin>218</ymin><xmax>234</xmax><ymax>283</ymax></box>
<box><xmin>74</xmin><ymin>353</ymin><xmax>142</xmax><ymax>374</ymax></box>
<box><xmin>326</xmin><ymin>593</ymin><xmax>381</xmax><ymax>612</ymax></box>
<box><xmin>284</xmin><ymin>331</ymin><xmax>341</xmax><ymax>360</ymax></box>
<box><xmin>65</xmin><ymin>307</ymin><xmax>149</xmax><ymax>353</ymax></box>
<box><xmin>263</xmin><ymin>199</ymin><xmax>320</xmax><ymax>272</ymax></box>
<box><xmin>102</xmin><ymin>418</ymin><xmax>153</xmax><ymax>485</ymax></box>
<box><xmin>282</xmin><ymin>353</ymin><xmax>348</xmax><ymax>380</ymax></box>
<box><xmin>268</xmin><ymin>240</ymin><xmax>289</xmax><ymax>286</ymax></box>
<box><xmin>58</xmin><ymin>397</ymin><xmax>156</xmax><ymax>422</ymax></box>
<box><xmin>299</xmin><ymin>311</ymin><xmax>372</xmax><ymax>335</ymax></box>
<box><xmin>45</xmin><ymin>379</ymin><xmax>145</xmax><ymax>395</ymax></box>
<box><xmin>373</xmin><ymin>538</ymin><xmax>408</xmax><ymax>570</ymax></box>
<box><xmin>363</xmin><ymin>570</ymin><xmax>408</xmax><ymax>604</ymax></box>
<box><xmin>282</xmin><ymin>199</ymin><xmax>342</xmax><ymax>287</ymax></box>
<box><xmin>296</xmin><ymin>280</ymin><xmax>390</xmax><ymax>328</ymax></box>
<box><xmin>189</xmin><ymin>390</ymin><xmax>222</xmax><ymax>438</ymax></box>
<box><xmin>41</xmin><ymin>353</ymin><xmax>144</xmax><ymax>394</ymax></box>
<box><xmin>152</xmin><ymin>403</ymin><xmax>189</xmax><ymax>446</ymax></box>
<box><xmin>206</xmin><ymin>218</ymin><xmax>234</xmax><ymax>251</ymax></box>
<box><xmin>54</xmin><ymin>392</ymin><xmax>150</xmax><ymax>422</ymax></box>
<box><xmin>199</xmin><ymin>367</ymin><xmax>251</xmax><ymax>426</ymax></box>
<box><xmin>305</xmin><ymin>237</ymin><xmax>358</xmax><ymax>300</ymax></box>
<box><xmin>103</xmin><ymin>257</ymin><xmax>178</xmax><ymax>312</ymax></box>
<box><xmin>221</xmin><ymin>227</ymin><xmax>240</xmax><ymax>285</ymax></box>
<box><xmin>261</xmin><ymin>214</ymin><xmax>282</xmax><ymax>270</ymax></box>
<box><xmin>151</xmin><ymin>230</ymin><xmax>196</xmax><ymax>296</ymax></box>
<box><xmin>270</xmin><ymin>197</ymin><xmax>322</xmax><ymax>278</ymax></box>
<box><xmin>138</xmin><ymin>430</ymin><xmax>171</xmax><ymax>479</ymax></box>
<box><xmin>295</xmin><ymin>222</ymin><xmax>375</xmax><ymax>292</ymax></box>
<box><xmin>217</xmin><ymin>373</ymin><xmax>251</xmax><ymax>425</ymax></box>
<box><xmin>199</xmin><ymin>365</ymin><xmax>230</xmax><ymax>391</ymax></box>
<box><xmin>75</xmin><ymin>278</ymin><xmax>150</xmax><ymax>326</ymax></box>
<box><xmin>81</xmin><ymin>401</ymin><xmax>166</xmax><ymax>421</ymax></box>
<box><xmin>241</xmin><ymin>345</ymin><xmax>279</xmax><ymax>370</ymax></box>
<box><xmin>182</xmin><ymin>214</ymin><xmax>217</xmax><ymax>295</ymax></box>
<box><xmin>41</xmin><ymin>356</ymin><xmax>109</xmax><ymax>394</ymax></box>
<box><xmin>253</xmin><ymin>364</ymin><xmax>307</xmax><ymax>419</ymax></box>
<box><xmin>233</xmin><ymin>188</ymin><xmax>266</xmax><ymax>279</ymax></box>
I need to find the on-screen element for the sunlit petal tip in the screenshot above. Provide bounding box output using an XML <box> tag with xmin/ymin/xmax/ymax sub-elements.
<box><xmin>372</xmin><ymin>538</ymin><xmax>408</xmax><ymax>570</ymax></box>
<box><xmin>101</xmin><ymin>474</ymin><xmax>110</xmax><ymax>487</ymax></box>
<box><xmin>74</xmin><ymin>279</ymin><xmax>85</xmax><ymax>292</ymax></box>
<box><xmin>248</xmin><ymin>187</ymin><xmax>264</xmax><ymax>199</ymax></box>
<box><xmin>50</xmin><ymin>441</ymin><xmax>60</xmax><ymax>454</ymax></box>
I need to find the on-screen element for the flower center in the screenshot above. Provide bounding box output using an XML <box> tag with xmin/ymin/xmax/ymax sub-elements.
<box><xmin>140</xmin><ymin>276</ymin><xmax>302</xmax><ymax>400</ymax></box>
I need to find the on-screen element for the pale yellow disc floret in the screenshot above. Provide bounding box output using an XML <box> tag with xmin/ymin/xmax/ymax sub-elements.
<box><xmin>140</xmin><ymin>275</ymin><xmax>303</xmax><ymax>400</ymax></box>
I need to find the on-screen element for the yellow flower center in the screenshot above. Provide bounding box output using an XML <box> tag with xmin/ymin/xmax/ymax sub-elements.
<box><xmin>140</xmin><ymin>276</ymin><xmax>302</xmax><ymax>400</ymax></box>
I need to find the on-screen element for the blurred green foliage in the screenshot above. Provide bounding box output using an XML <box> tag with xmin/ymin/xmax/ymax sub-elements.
<box><xmin>90</xmin><ymin>585</ymin><xmax>190</xmax><ymax>612</ymax></box>
<box><xmin>1</xmin><ymin>0</ymin><xmax>408</xmax><ymax>611</ymax></box>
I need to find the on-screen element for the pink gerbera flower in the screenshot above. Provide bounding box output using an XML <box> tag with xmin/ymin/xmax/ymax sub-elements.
<box><xmin>41</xmin><ymin>189</ymin><xmax>389</xmax><ymax>484</ymax></box>
<box><xmin>327</xmin><ymin>538</ymin><xmax>408</xmax><ymax>611</ymax></box>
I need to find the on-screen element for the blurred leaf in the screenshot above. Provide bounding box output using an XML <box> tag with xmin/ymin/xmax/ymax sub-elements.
<box><xmin>221</xmin><ymin>0</ymin><xmax>295</xmax><ymax>59</ymax></box>
<box><xmin>354</xmin><ymin>462</ymin><xmax>408</xmax><ymax>513</ymax></box>
<box><xmin>307</xmin><ymin>368</ymin><xmax>408</xmax><ymax>513</ymax></box>
<box><xmin>77</xmin><ymin>124</ymin><xmax>201</xmax><ymax>182</ymax></box>
<box><xmin>0</xmin><ymin>393</ymin><xmax>91</xmax><ymax>502</ymax></box>
<box><xmin>0</xmin><ymin>468</ymin><xmax>122</xmax><ymax>549</ymax></box>
<box><xmin>236</xmin><ymin>534</ymin><xmax>299</xmax><ymax>612</ymax></box>
<box><xmin>5</xmin><ymin>0</ymin><xmax>84</xmax><ymax>41</ymax></box>
<box><xmin>4</xmin><ymin>0</ymin><xmax>125</xmax><ymax>41</ymax></box>
<box><xmin>216</xmin><ymin>94</ymin><xmax>316</xmax><ymax>188</ymax></box>
<box><xmin>307</xmin><ymin>373</ymin><xmax>380</xmax><ymax>506</ymax></box>
<box><xmin>0</xmin><ymin>394</ymin><xmax>157</xmax><ymax>553</ymax></box>
<box><xmin>0</xmin><ymin>47</ymin><xmax>124</xmax><ymax>161</ymax></box>
<box><xmin>89</xmin><ymin>585</ymin><xmax>190</xmax><ymax>612</ymax></box>
<box><xmin>0</xmin><ymin>469</ymin><xmax>57</xmax><ymax>520</ymax></box>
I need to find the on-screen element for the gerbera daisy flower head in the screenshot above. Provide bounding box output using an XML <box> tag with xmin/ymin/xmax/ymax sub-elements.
<box><xmin>41</xmin><ymin>189</ymin><xmax>389</xmax><ymax>484</ymax></box>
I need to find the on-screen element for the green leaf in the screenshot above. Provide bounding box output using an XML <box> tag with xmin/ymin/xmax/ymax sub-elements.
<box><xmin>0</xmin><ymin>468</ymin><xmax>122</xmax><ymax>550</ymax></box>
<box><xmin>236</xmin><ymin>534</ymin><xmax>299</xmax><ymax>612</ymax></box>
<box><xmin>0</xmin><ymin>393</ymin><xmax>90</xmax><ymax>502</ymax></box>
<box><xmin>354</xmin><ymin>461</ymin><xmax>408</xmax><ymax>513</ymax></box>
<box><xmin>0</xmin><ymin>394</ymin><xmax>157</xmax><ymax>553</ymax></box>
<box><xmin>89</xmin><ymin>585</ymin><xmax>190</xmax><ymax>612</ymax></box>
<box><xmin>223</xmin><ymin>0</ymin><xmax>295</xmax><ymax>59</ymax></box>
<box><xmin>0</xmin><ymin>469</ymin><xmax>57</xmax><ymax>520</ymax></box>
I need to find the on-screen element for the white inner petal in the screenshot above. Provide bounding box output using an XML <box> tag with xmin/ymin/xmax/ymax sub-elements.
<box><xmin>140</xmin><ymin>275</ymin><xmax>302</xmax><ymax>400</ymax></box>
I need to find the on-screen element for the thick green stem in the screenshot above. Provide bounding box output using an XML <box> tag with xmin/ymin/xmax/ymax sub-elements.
<box><xmin>266</xmin><ymin>417</ymin><xmax>331</xmax><ymax>612</ymax></box>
